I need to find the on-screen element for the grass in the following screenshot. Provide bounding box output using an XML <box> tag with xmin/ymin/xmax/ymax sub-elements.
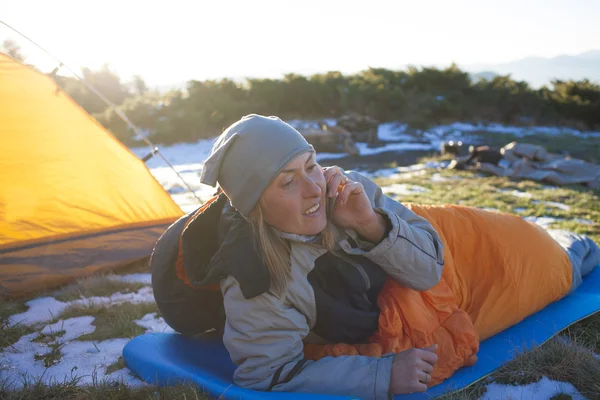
<box><xmin>55</xmin><ymin>301</ymin><xmax>160</xmax><ymax>341</ymax></box>
<box><xmin>0</xmin><ymin>376</ymin><xmax>210</xmax><ymax>400</ymax></box>
<box><xmin>30</xmin><ymin>327</ymin><xmax>68</xmax><ymax>368</ymax></box>
<box><xmin>488</xmin><ymin>336</ymin><xmax>600</xmax><ymax>398</ymax></box>
<box><xmin>113</xmin><ymin>258</ymin><xmax>151</xmax><ymax>275</ymax></box>
<box><xmin>106</xmin><ymin>357</ymin><xmax>126</xmax><ymax>375</ymax></box>
<box><xmin>438</xmin><ymin>328</ymin><xmax>600</xmax><ymax>399</ymax></box>
<box><xmin>32</xmin><ymin>341</ymin><xmax>64</xmax><ymax>369</ymax></box>
<box><xmin>53</xmin><ymin>275</ymin><xmax>148</xmax><ymax>302</ymax></box>
<box><xmin>0</xmin><ymin>300</ymin><xmax>33</xmax><ymax>350</ymax></box>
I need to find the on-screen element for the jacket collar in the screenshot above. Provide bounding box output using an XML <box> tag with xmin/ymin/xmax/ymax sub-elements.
<box><xmin>179</xmin><ymin>193</ymin><xmax>271</xmax><ymax>299</ymax></box>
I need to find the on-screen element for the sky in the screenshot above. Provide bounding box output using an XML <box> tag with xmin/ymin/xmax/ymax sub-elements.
<box><xmin>1</xmin><ymin>0</ymin><xmax>600</xmax><ymax>88</ymax></box>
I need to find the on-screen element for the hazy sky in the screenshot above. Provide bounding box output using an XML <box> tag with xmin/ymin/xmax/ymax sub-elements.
<box><xmin>2</xmin><ymin>0</ymin><xmax>599</xmax><ymax>87</ymax></box>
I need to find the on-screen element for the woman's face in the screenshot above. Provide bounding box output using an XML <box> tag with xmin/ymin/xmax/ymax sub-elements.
<box><xmin>258</xmin><ymin>151</ymin><xmax>327</xmax><ymax>235</ymax></box>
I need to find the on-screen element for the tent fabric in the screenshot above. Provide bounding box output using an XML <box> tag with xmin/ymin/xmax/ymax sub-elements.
<box><xmin>0</xmin><ymin>53</ymin><xmax>184</xmax><ymax>297</ymax></box>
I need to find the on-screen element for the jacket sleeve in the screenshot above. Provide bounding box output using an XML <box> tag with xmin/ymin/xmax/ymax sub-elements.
<box><xmin>339</xmin><ymin>170</ymin><xmax>445</xmax><ymax>291</ymax></box>
<box><xmin>221</xmin><ymin>275</ymin><xmax>395</xmax><ymax>400</ymax></box>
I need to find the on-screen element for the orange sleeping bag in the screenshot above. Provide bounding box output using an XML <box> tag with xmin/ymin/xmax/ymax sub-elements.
<box><xmin>304</xmin><ymin>204</ymin><xmax>573</xmax><ymax>386</ymax></box>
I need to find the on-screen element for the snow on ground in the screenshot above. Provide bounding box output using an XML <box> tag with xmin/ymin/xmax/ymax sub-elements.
<box><xmin>8</xmin><ymin>284</ymin><xmax>154</xmax><ymax>327</ymax></box>
<box><xmin>431</xmin><ymin>122</ymin><xmax>600</xmax><ymax>139</ymax></box>
<box><xmin>2</xmin><ymin>331</ymin><xmax>137</xmax><ymax>389</ymax></box>
<box><xmin>533</xmin><ymin>200</ymin><xmax>572</xmax><ymax>212</ymax></box>
<box><xmin>383</xmin><ymin>184</ymin><xmax>430</xmax><ymax>196</ymax></box>
<box><xmin>7</xmin><ymin>297</ymin><xmax>68</xmax><ymax>327</ymax></box>
<box><xmin>1</xmin><ymin>274</ymin><xmax>161</xmax><ymax>389</ymax></box>
<box><xmin>134</xmin><ymin>313</ymin><xmax>175</xmax><ymax>334</ymax></box>
<box><xmin>575</xmin><ymin>218</ymin><xmax>595</xmax><ymax>225</ymax></box>
<box><xmin>524</xmin><ymin>216</ymin><xmax>564</xmax><ymax>229</ymax></box>
<box><xmin>110</xmin><ymin>273</ymin><xmax>152</xmax><ymax>285</ymax></box>
<box><xmin>355</xmin><ymin>141</ymin><xmax>435</xmax><ymax>156</ymax></box>
<box><xmin>498</xmin><ymin>188</ymin><xmax>534</xmax><ymax>199</ymax></box>
<box><xmin>430</xmin><ymin>173</ymin><xmax>463</xmax><ymax>182</ymax></box>
<box><xmin>377</xmin><ymin>122</ymin><xmax>414</xmax><ymax>142</ymax></box>
<box><xmin>1</xmin><ymin>315</ymin><xmax>147</xmax><ymax>389</ymax></box>
<box><xmin>482</xmin><ymin>376</ymin><xmax>586</xmax><ymax>399</ymax></box>
<box><xmin>41</xmin><ymin>316</ymin><xmax>96</xmax><ymax>342</ymax></box>
<box><xmin>354</xmin><ymin>161</ymin><xmax>447</xmax><ymax>181</ymax></box>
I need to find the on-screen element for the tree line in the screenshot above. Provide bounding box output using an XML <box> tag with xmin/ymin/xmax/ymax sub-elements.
<box><xmin>3</xmin><ymin>40</ymin><xmax>600</xmax><ymax>147</ymax></box>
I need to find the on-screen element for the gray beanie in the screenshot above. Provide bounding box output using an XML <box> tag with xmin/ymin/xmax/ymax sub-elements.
<box><xmin>200</xmin><ymin>114</ymin><xmax>314</xmax><ymax>217</ymax></box>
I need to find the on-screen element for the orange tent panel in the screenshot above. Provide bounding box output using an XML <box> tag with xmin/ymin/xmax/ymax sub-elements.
<box><xmin>0</xmin><ymin>53</ymin><xmax>185</xmax><ymax>297</ymax></box>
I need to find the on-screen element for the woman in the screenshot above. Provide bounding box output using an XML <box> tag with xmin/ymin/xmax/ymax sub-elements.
<box><xmin>151</xmin><ymin>114</ymin><xmax>600</xmax><ymax>400</ymax></box>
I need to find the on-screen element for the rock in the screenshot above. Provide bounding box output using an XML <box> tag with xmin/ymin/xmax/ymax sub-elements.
<box><xmin>337</xmin><ymin>113</ymin><xmax>380</xmax><ymax>145</ymax></box>
<box><xmin>296</xmin><ymin>122</ymin><xmax>359</xmax><ymax>155</ymax></box>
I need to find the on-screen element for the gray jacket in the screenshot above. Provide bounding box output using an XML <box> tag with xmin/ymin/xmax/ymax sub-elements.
<box><xmin>221</xmin><ymin>171</ymin><xmax>445</xmax><ymax>400</ymax></box>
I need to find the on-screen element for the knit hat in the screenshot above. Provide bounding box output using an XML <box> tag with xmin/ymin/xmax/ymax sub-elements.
<box><xmin>200</xmin><ymin>114</ymin><xmax>314</xmax><ymax>217</ymax></box>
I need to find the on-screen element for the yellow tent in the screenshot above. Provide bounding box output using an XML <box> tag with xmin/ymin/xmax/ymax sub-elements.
<box><xmin>0</xmin><ymin>53</ymin><xmax>185</xmax><ymax>297</ymax></box>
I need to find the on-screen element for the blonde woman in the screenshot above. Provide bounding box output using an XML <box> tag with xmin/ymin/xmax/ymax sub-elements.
<box><xmin>151</xmin><ymin>114</ymin><xmax>599</xmax><ymax>400</ymax></box>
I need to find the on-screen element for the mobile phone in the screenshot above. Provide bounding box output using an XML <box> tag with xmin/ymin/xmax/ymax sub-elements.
<box><xmin>326</xmin><ymin>194</ymin><xmax>336</xmax><ymax>221</ymax></box>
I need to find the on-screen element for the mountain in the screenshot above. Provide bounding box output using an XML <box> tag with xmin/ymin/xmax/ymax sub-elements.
<box><xmin>462</xmin><ymin>50</ymin><xmax>600</xmax><ymax>87</ymax></box>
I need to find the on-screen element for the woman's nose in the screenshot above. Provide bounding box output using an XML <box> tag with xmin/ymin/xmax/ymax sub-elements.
<box><xmin>302</xmin><ymin>177</ymin><xmax>322</xmax><ymax>198</ymax></box>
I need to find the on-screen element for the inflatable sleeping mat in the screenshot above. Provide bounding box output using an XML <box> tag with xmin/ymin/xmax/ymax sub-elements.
<box><xmin>123</xmin><ymin>264</ymin><xmax>600</xmax><ymax>399</ymax></box>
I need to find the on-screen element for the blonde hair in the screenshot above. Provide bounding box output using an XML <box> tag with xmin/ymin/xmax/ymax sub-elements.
<box><xmin>249</xmin><ymin>203</ymin><xmax>336</xmax><ymax>296</ymax></box>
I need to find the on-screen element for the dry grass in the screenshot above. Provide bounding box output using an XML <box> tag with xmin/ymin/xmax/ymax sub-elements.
<box><xmin>437</xmin><ymin>334</ymin><xmax>600</xmax><ymax>399</ymax></box>
<box><xmin>30</xmin><ymin>328</ymin><xmax>68</xmax><ymax>368</ymax></box>
<box><xmin>0</xmin><ymin>300</ymin><xmax>33</xmax><ymax>349</ymax></box>
<box><xmin>113</xmin><ymin>258</ymin><xmax>151</xmax><ymax>275</ymax></box>
<box><xmin>490</xmin><ymin>336</ymin><xmax>600</xmax><ymax>398</ymax></box>
<box><xmin>105</xmin><ymin>357</ymin><xmax>127</xmax><ymax>375</ymax></box>
<box><xmin>0</xmin><ymin>376</ymin><xmax>210</xmax><ymax>400</ymax></box>
<box><xmin>56</xmin><ymin>302</ymin><xmax>160</xmax><ymax>341</ymax></box>
<box><xmin>53</xmin><ymin>275</ymin><xmax>148</xmax><ymax>302</ymax></box>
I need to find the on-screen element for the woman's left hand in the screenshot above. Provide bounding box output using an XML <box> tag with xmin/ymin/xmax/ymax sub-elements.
<box><xmin>323</xmin><ymin>167</ymin><xmax>386</xmax><ymax>242</ymax></box>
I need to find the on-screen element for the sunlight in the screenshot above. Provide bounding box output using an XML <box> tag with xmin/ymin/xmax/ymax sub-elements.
<box><xmin>2</xmin><ymin>0</ymin><xmax>599</xmax><ymax>86</ymax></box>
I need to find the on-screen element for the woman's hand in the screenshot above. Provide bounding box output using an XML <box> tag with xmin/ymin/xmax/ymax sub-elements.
<box><xmin>389</xmin><ymin>345</ymin><xmax>438</xmax><ymax>395</ymax></box>
<box><xmin>323</xmin><ymin>166</ymin><xmax>386</xmax><ymax>243</ymax></box>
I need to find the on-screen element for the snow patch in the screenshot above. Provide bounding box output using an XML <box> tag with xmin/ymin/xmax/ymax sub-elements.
<box><xmin>498</xmin><ymin>189</ymin><xmax>534</xmax><ymax>199</ymax></box>
<box><xmin>355</xmin><ymin>142</ymin><xmax>435</xmax><ymax>156</ymax></box>
<box><xmin>430</xmin><ymin>173</ymin><xmax>463</xmax><ymax>182</ymax></box>
<box><xmin>8</xmin><ymin>297</ymin><xmax>68</xmax><ymax>327</ymax></box>
<box><xmin>41</xmin><ymin>317</ymin><xmax>96</xmax><ymax>343</ymax></box>
<box><xmin>377</xmin><ymin>122</ymin><xmax>410</xmax><ymax>141</ymax></box>
<box><xmin>383</xmin><ymin>184</ymin><xmax>430</xmax><ymax>196</ymax></box>
<box><xmin>533</xmin><ymin>200</ymin><xmax>571</xmax><ymax>211</ymax></box>
<box><xmin>482</xmin><ymin>376</ymin><xmax>586</xmax><ymax>400</ymax></box>
<box><xmin>1</xmin><ymin>325</ymin><xmax>146</xmax><ymax>389</ymax></box>
<box><xmin>9</xmin><ymin>287</ymin><xmax>155</xmax><ymax>327</ymax></box>
<box><xmin>574</xmin><ymin>218</ymin><xmax>595</xmax><ymax>225</ymax></box>
<box><xmin>110</xmin><ymin>273</ymin><xmax>152</xmax><ymax>285</ymax></box>
<box><xmin>134</xmin><ymin>313</ymin><xmax>175</xmax><ymax>334</ymax></box>
<box><xmin>524</xmin><ymin>216</ymin><xmax>563</xmax><ymax>229</ymax></box>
